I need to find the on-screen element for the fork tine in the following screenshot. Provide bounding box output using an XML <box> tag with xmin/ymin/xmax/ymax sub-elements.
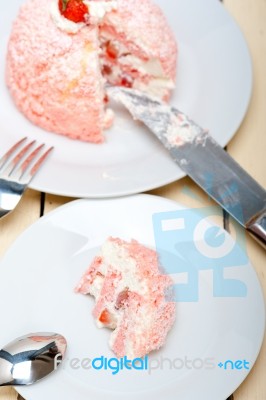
<box><xmin>2</xmin><ymin>140</ymin><xmax>36</xmax><ymax>177</ymax></box>
<box><xmin>20</xmin><ymin>143</ymin><xmax>45</xmax><ymax>176</ymax></box>
<box><xmin>0</xmin><ymin>137</ymin><xmax>27</xmax><ymax>170</ymax></box>
<box><xmin>0</xmin><ymin>139</ymin><xmax>54</xmax><ymax>218</ymax></box>
<box><xmin>21</xmin><ymin>146</ymin><xmax>54</xmax><ymax>184</ymax></box>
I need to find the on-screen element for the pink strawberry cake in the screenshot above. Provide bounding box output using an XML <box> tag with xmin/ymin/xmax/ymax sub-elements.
<box><xmin>6</xmin><ymin>0</ymin><xmax>177</xmax><ymax>143</ymax></box>
<box><xmin>75</xmin><ymin>237</ymin><xmax>176</xmax><ymax>358</ymax></box>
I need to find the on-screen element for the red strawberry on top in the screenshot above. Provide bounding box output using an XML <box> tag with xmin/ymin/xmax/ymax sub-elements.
<box><xmin>59</xmin><ymin>0</ymin><xmax>89</xmax><ymax>23</ymax></box>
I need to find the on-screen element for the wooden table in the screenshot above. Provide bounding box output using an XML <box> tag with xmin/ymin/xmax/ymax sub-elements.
<box><xmin>0</xmin><ymin>0</ymin><xmax>265</xmax><ymax>399</ymax></box>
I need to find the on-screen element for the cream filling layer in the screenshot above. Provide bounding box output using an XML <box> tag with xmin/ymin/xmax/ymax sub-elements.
<box><xmin>102</xmin><ymin>57</ymin><xmax>175</xmax><ymax>98</ymax></box>
<box><xmin>92</xmin><ymin>240</ymin><xmax>148</xmax><ymax>301</ymax></box>
<box><xmin>99</xmin><ymin>33</ymin><xmax>175</xmax><ymax>98</ymax></box>
<box><xmin>88</xmin><ymin>240</ymin><xmax>149</xmax><ymax>334</ymax></box>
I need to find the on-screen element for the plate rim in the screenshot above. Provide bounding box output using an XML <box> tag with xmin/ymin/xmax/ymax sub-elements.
<box><xmin>0</xmin><ymin>194</ymin><xmax>264</xmax><ymax>400</ymax></box>
<box><xmin>0</xmin><ymin>0</ymin><xmax>253</xmax><ymax>198</ymax></box>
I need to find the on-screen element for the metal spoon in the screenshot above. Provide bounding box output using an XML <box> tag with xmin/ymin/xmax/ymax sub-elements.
<box><xmin>0</xmin><ymin>332</ymin><xmax>67</xmax><ymax>386</ymax></box>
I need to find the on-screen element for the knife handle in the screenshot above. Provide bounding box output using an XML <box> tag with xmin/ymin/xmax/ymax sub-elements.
<box><xmin>246</xmin><ymin>210</ymin><xmax>266</xmax><ymax>249</ymax></box>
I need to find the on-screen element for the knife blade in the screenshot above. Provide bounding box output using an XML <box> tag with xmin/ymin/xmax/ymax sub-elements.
<box><xmin>107</xmin><ymin>86</ymin><xmax>266</xmax><ymax>249</ymax></box>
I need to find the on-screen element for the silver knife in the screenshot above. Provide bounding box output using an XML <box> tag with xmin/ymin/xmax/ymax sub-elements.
<box><xmin>107</xmin><ymin>86</ymin><xmax>266</xmax><ymax>249</ymax></box>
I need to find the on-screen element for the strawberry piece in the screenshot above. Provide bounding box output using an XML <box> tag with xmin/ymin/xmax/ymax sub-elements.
<box><xmin>58</xmin><ymin>0</ymin><xmax>89</xmax><ymax>23</ymax></box>
<box><xmin>106</xmin><ymin>42</ymin><xmax>118</xmax><ymax>60</ymax></box>
<box><xmin>102</xmin><ymin>64</ymin><xmax>112</xmax><ymax>75</ymax></box>
<box><xmin>99</xmin><ymin>309</ymin><xmax>110</xmax><ymax>324</ymax></box>
<box><xmin>120</xmin><ymin>75</ymin><xmax>133</xmax><ymax>88</ymax></box>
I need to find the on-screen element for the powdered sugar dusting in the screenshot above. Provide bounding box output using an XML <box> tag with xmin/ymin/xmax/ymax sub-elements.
<box><xmin>6</xmin><ymin>0</ymin><xmax>107</xmax><ymax>142</ymax></box>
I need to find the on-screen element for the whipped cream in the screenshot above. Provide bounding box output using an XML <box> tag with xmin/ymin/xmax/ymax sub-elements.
<box><xmin>50</xmin><ymin>1</ymin><xmax>85</xmax><ymax>33</ymax></box>
<box><xmin>84</xmin><ymin>1</ymin><xmax>117</xmax><ymax>21</ymax></box>
<box><xmin>50</xmin><ymin>0</ymin><xmax>117</xmax><ymax>33</ymax></box>
<box><xmin>166</xmin><ymin>117</ymin><xmax>199</xmax><ymax>147</ymax></box>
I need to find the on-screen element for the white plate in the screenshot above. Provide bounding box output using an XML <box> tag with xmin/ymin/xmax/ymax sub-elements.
<box><xmin>0</xmin><ymin>195</ymin><xmax>264</xmax><ymax>400</ymax></box>
<box><xmin>0</xmin><ymin>0</ymin><xmax>252</xmax><ymax>198</ymax></box>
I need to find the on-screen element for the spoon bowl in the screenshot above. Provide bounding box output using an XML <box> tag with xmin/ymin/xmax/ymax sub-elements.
<box><xmin>0</xmin><ymin>332</ymin><xmax>67</xmax><ymax>386</ymax></box>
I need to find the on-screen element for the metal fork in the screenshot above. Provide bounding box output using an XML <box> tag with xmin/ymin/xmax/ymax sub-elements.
<box><xmin>0</xmin><ymin>137</ymin><xmax>53</xmax><ymax>218</ymax></box>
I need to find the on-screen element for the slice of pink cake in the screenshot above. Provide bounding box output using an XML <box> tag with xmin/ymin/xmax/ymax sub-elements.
<box><xmin>75</xmin><ymin>237</ymin><xmax>176</xmax><ymax>358</ymax></box>
<box><xmin>6</xmin><ymin>0</ymin><xmax>177</xmax><ymax>143</ymax></box>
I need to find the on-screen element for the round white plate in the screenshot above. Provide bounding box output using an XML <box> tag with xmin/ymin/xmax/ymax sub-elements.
<box><xmin>0</xmin><ymin>195</ymin><xmax>264</xmax><ymax>400</ymax></box>
<box><xmin>0</xmin><ymin>0</ymin><xmax>252</xmax><ymax>198</ymax></box>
